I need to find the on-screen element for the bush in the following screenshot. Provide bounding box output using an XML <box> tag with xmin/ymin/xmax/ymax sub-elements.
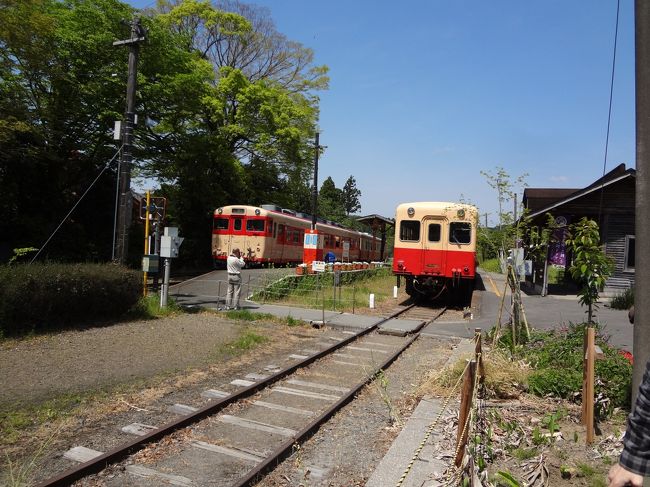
<box><xmin>494</xmin><ymin>323</ymin><xmax>632</xmax><ymax>411</ymax></box>
<box><xmin>610</xmin><ymin>287</ymin><xmax>634</xmax><ymax>310</ymax></box>
<box><xmin>480</xmin><ymin>258</ymin><xmax>502</xmax><ymax>274</ymax></box>
<box><xmin>0</xmin><ymin>263</ymin><xmax>141</xmax><ymax>336</ymax></box>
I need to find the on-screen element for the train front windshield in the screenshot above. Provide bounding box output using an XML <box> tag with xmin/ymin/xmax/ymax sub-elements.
<box><xmin>449</xmin><ymin>222</ymin><xmax>471</xmax><ymax>244</ymax></box>
<box><xmin>214</xmin><ymin>218</ymin><xmax>228</xmax><ymax>230</ymax></box>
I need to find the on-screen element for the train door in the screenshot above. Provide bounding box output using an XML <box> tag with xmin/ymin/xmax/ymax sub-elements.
<box><xmin>230</xmin><ymin>216</ymin><xmax>246</xmax><ymax>255</ymax></box>
<box><xmin>277</xmin><ymin>224</ymin><xmax>286</xmax><ymax>263</ymax></box>
<box><xmin>421</xmin><ymin>217</ymin><xmax>446</xmax><ymax>275</ymax></box>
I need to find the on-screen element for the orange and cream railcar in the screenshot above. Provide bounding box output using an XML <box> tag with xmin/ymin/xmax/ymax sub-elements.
<box><xmin>393</xmin><ymin>202</ymin><xmax>478</xmax><ymax>300</ymax></box>
<box><xmin>212</xmin><ymin>205</ymin><xmax>381</xmax><ymax>266</ymax></box>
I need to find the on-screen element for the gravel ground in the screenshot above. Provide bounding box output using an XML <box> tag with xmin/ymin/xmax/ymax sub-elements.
<box><xmin>1</xmin><ymin>297</ymin><xmax>463</xmax><ymax>486</ymax></box>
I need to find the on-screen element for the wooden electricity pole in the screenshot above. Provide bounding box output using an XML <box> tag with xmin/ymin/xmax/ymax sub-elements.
<box><xmin>311</xmin><ymin>132</ymin><xmax>320</xmax><ymax>231</ymax></box>
<box><xmin>633</xmin><ymin>0</ymin><xmax>650</xmax><ymax>402</ymax></box>
<box><xmin>113</xmin><ymin>18</ymin><xmax>145</xmax><ymax>264</ymax></box>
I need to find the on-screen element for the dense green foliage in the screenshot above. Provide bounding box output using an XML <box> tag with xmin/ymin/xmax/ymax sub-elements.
<box><xmin>565</xmin><ymin>218</ymin><xmax>614</xmax><ymax>323</ymax></box>
<box><xmin>0</xmin><ymin>0</ymin><xmax>333</xmax><ymax>266</ymax></box>
<box><xmin>0</xmin><ymin>263</ymin><xmax>140</xmax><ymax>336</ymax></box>
<box><xmin>495</xmin><ymin>324</ymin><xmax>632</xmax><ymax>412</ymax></box>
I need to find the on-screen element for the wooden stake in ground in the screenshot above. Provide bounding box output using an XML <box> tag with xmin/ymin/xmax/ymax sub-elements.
<box><xmin>582</xmin><ymin>327</ymin><xmax>596</xmax><ymax>444</ymax></box>
<box><xmin>455</xmin><ymin>360</ymin><xmax>477</xmax><ymax>467</ymax></box>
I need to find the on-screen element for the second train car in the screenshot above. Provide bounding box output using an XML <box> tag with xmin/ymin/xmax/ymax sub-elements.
<box><xmin>212</xmin><ymin>204</ymin><xmax>382</xmax><ymax>266</ymax></box>
<box><xmin>392</xmin><ymin>202</ymin><xmax>478</xmax><ymax>301</ymax></box>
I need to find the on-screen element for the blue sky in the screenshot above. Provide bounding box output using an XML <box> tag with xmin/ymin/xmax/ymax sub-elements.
<box><xmin>130</xmin><ymin>0</ymin><xmax>635</xmax><ymax>225</ymax></box>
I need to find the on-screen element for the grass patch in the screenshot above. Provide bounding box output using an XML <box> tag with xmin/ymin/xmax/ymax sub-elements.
<box><xmin>229</xmin><ymin>331</ymin><xmax>268</xmax><ymax>351</ymax></box>
<box><xmin>492</xmin><ymin>323</ymin><xmax>632</xmax><ymax>414</ymax></box>
<box><xmin>254</xmin><ymin>267</ymin><xmax>396</xmax><ymax>312</ymax></box>
<box><xmin>126</xmin><ymin>294</ymin><xmax>183</xmax><ymax>319</ymax></box>
<box><xmin>215</xmin><ymin>309</ymin><xmax>307</xmax><ymax>327</ymax></box>
<box><xmin>511</xmin><ymin>447</ymin><xmax>539</xmax><ymax>461</ymax></box>
<box><xmin>479</xmin><ymin>258</ymin><xmax>502</xmax><ymax>274</ymax></box>
<box><xmin>419</xmin><ymin>348</ymin><xmax>529</xmax><ymax>400</ymax></box>
<box><xmin>610</xmin><ymin>287</ymin><xmax>634</xmax><ymax>310</ymax></box>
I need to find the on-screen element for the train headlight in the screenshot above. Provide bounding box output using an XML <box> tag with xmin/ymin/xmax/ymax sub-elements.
<box><xmin>217</xmin><ymin>208</ymin><xmax>223</xmax><ymax>214</ymax></box>
<box><xmin>463</xmin><ymin>266</ymin><xmax>469</xmax><ymax>273</ymax></box>
<box><xmin>457</xmin><ymin>209</ymin><xmax>465</xmax><ymax>218</ymax></box>
<box><xmin>255</xmin><ymin>209</ymin><xmax>261</xmax><ymax>215</ymax></box>
<box><xmin>407</xmin><ymin>207</ymin><xmax>415</xmax><ymax>217</ymax></box>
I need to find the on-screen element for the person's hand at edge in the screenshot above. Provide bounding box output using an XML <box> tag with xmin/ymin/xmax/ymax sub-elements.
<box><xmin>608</xmin><ymin>463</ymin><xmax>644</xmax><ymax>487</ymax></box>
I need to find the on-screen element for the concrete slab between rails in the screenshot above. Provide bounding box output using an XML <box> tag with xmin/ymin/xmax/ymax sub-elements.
<box><xmin>378</xmin><ymin>318</ymin><xmax>427</xmax><ymax>336</ymax></box>
<box><xmin>242</xmin><ymin>303</ymin><xmax>342</xmax><ymax>323</ymax></box>
<box><xmin>325</xmin><ymin>313</ymin><xmax>382</xmax><ymax>331</ymax></box>
<box><xmin>420</xmin><ymin>320</ymin><xmax>479</xmax><ymax>339</ymax></box>
<box><xmin>365</xmin><ymin>397</ymin><xmax>450</xmax><ymax>487</ymax></box>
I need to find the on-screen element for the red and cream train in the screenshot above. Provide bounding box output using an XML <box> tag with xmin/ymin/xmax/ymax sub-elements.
<box><xmin>212</xmin><ymin>204</ymin><xmax>382</xmax><ymax>266</ymax></box>
<box><xmin>392</xmin><ymin>202</ymin><xmax>478</xmax><ymax>300</ymax></box>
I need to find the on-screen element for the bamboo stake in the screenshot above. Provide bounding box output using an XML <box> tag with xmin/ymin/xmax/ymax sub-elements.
<box><xmin>493</xmin><ymin>278</ymin><xmax>509</xmax><ymax>343</ymax></box>
<box><xmin>455</xmin><ymin>360</ymin><xmax>477</xmax><ymax>467</ymax></box>
<box><xmin>584</xmin><ymin>327</ymin><xmax>596</xmax><ymax>444</ymax></box>
<box><xmin>474</xmin><ymin>328</ymin><xmax>485</xmax><ymax>383</ymax></box>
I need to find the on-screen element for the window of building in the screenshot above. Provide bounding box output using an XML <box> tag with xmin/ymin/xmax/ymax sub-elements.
<box><xmin>400</xmin><ymin>221</ymin><xmax>420</xmax><ymax>242</ymax></box>
<box><xmin>449</xmin><ymin>222</ymin><xmax>471</xmax><ymax>244</ymax></box>
<box><xmin>625</xmin><ymin>235</ymin><xmax>635</xmax><ymax>271</ymax></box>
<box><xmin>428</xmin><ymin>223</ymin><xmax>441</xmax><ymax>242</ymax></box>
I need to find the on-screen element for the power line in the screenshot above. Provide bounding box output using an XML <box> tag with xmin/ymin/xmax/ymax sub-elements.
<box><xmin>597</xmin><ymin>0</ymin><xmax>621</xmax><ymax>226</ymax></box>
<box><xmin>29</xmin><ymin>145</ymin><xmax>124</xmax><ymax>264</ymax></box>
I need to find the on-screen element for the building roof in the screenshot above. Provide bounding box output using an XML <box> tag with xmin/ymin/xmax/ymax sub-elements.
<box><xmin>356</xmin><ymin>214</ymin><xmax>394</xmax><ymax>229</ymax></box>
<box><xmin>524</xmin><ymin>163</ymin><xmax>635</xmax><ymax>220</ymax></box>
<box><xmin>522</xmin><ymin>188</ymin><xmax>580</xmax><ymax>213</ymax></box>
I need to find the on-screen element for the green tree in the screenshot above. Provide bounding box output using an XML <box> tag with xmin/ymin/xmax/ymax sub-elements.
<box><xmin>318</xmin><ymin>176</ymin><xmax>345</xmax><ymax>222</ymax></box>
<box><xmin>139</xmin><ymin>1</ymin><xmax>327</xmax><ymax>264</ymax></box>
<box><xmin>342</xmin><ymin>175</ymin><xmax>361</xmax><ymax>215</ymax></box>
<box><xmin>0</xmin><ymin>0</ymin><xmax>136</xmax><ymax>261</ymax></box>
<box><xmin>565</xmin><ymin>217</ymin><xmax>613</xmax><ymax>323</ymax></box>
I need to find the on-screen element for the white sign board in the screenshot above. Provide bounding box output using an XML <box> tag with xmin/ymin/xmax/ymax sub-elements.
<box><xmin>342</xmin><ymin>241</ymin><xmax>350</xmax><ymax>259</ymax></box>
<box><xmin>312</xmin><ymin>261</ymin><xmax>325</xmax><ymax>273</ymax></box>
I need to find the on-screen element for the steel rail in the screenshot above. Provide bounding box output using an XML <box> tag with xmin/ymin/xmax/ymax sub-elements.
<box><xmin>233</xmin><ymin>333</ymin><xmax>421</xmax><ymax>487</ymax></box>
<box><xmin>36</xmin><ymin>304</ymin><xmax>417</xmax><ymax>487</ymax></box>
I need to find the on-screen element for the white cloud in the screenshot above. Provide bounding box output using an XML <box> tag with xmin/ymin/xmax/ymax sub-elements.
<box><xmin>549</xmin><ymin>175</ymin><xmax>569</xmax><ymax>183</ymax></box>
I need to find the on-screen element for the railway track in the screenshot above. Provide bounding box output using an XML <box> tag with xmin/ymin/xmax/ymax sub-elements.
<box><xmin>37</xmin><ymin>304</ymin><xmax>449</xmax><ymax>487</ymax></box>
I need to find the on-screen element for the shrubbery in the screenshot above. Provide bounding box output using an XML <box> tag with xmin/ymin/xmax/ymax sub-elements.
<box><xmin>496</xmin><ymin>324</ymin><xmax>632</xmax><ymax>413</ymax></box>
<box><xmin>0</xmin><ymin>263</ymin><xmax>141</xmax><ymax>336</ymax></box>
<box><xmin>610</xmin><ymin>287</ymin><xmax>634</xmax><ymax>310</ymax></box>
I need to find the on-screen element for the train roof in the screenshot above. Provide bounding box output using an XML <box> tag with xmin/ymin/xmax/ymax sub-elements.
<box><xmin>214</xmin><ymin>204</ymin><xmax>381</xmax><ymax>239</ymax></box>
<box><xmin>395</xmin><ymin>202</ymin><xmax>478</xmax><ymax>219</ymax></box>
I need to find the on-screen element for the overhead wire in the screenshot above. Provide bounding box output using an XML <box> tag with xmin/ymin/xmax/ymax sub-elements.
<box><xmin>30</xmin><ymin>145</ymin><xmax>124</xmax><ymax>264</ymax></box>
<box><xmin>597</xmin><ymin>0</ymin><xmax>621</xmax><ymax>226</ymax></box>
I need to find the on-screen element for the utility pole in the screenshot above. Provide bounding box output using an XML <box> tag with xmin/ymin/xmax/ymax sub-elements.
<box><xmin>113</xmin><ymin>18</ymin><xmax>146</xmax><ymax>264</ymax></box>
<box><xmin>311</xmin><ymin>132</ymin><xmax>319</xmax><ymax>230</ymax></box>
<box><xmin>513</xmin><ymin>192</ymin><xmax>517</xmax><ymax>222</ymax></box>
<box><xmin>633</xmin><ymin>0</ymin><xmax>650</xmax><ymax>403</ymax></box>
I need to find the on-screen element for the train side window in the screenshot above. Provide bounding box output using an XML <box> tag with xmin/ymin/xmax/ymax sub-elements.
<box><xmin>214</xmin><ymin>218</ymin><xmax>228</xmax><ymax>230</ymax></box>
<box><xmin>428</xmin><ymin>224</ymin><xmax>441</xmax><ymax>242</ymax></box>
<box><xmin>449</xmin><ymin>222</ymin><xmax>471</xmax><ymax>244</ymax></box>
<box><xmin>273</xmin><ymin>222</ymin><xmax>277</xmax><ymax>238</ymax></box>
<box><xmin>246</xmin><ymin>219</ymin><xmax>265</xmax><ymax>232</ymax></box>
<box><xmin>335</xmin><ymin>236</ymin><xmax>340</xmax><ymax>248</ymax></box>
<box><xmin>400</xmin><ymin>221</ymin><xmax>420</xmax><ymax>242</ymax></box>
<box><xmin>234</xmin><ymin>218</ymin><xmax>242</xmax><ymax>231</ymax></box>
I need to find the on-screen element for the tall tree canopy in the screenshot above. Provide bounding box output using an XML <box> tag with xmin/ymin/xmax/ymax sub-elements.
<box><xmin>342</xmin><ymin>175</ymin><xmax>361</xmax><ymax>215</ymax></box>
<box><xmin>0</xmin><ymin>0</ymin><xmax>328</xmax><ymax>264</ymax></box>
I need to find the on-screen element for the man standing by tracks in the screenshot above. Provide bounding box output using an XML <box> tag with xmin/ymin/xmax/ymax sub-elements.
<box><xmin>223</xmin><ymin>248</ymin><xmax>245</xmax><ymax>310</ymax></box>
